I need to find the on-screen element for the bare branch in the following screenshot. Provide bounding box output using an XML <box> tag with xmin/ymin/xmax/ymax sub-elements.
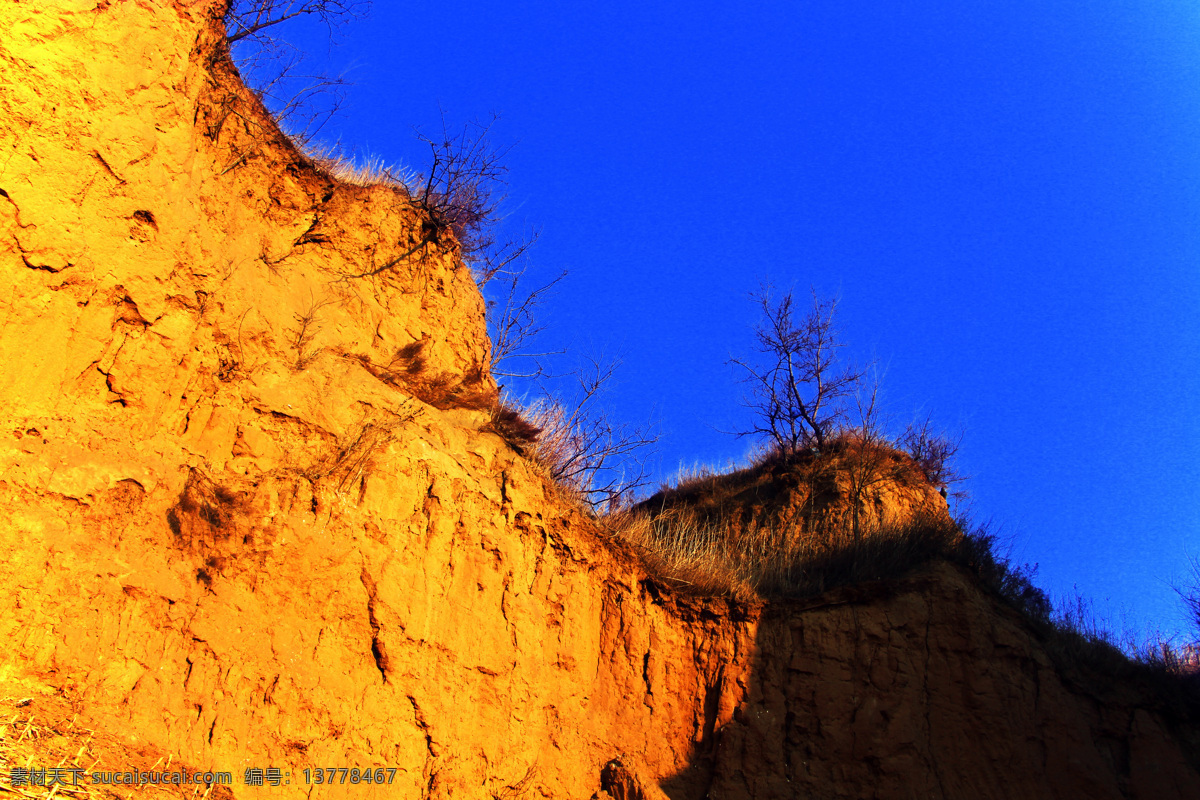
<box><xmin>521</xmin><ymin>357</ymin><xmax>658</xmax><ymax>511</ymax></box>
<box><xmin>730</xmin><ymin>285</ymin><xmax>865</xmax><ymax>457</ymax></box>
<box><xmin>224</xmin><ymin>1</ymin><xmax>369</xmax><ymax>144</ymax></box>
<box><xmin>899</xmin><ymin>414</ymin><xmax>967</xmax><ymax>498</ymax></box>
<box><xmin>412</xmin><ymin>112</ymin><xmax>514</xmax><ymax>264</ymax></box>
<box><xmin>487</xmin><ymin>264</ymin><xmax>566</xmax><ymax>380</ymax></box>
<box><xmin>1177</xmin><ymin>557</ymin><xmax>1200</xmax><ymax>642</ymax></box>
<box><xmin>226</xmin><ymin>1</ymin><xmax>370</xmax><ymax>45</ymax></box>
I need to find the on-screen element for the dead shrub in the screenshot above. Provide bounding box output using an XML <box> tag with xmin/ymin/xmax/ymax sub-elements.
<box><xmin>168</xmin><ymin>469</ymin><xmax>243</xmax><ymax>547</ymax></box>
<box><xmin>412</xmin><ymin>114</ymin><xmax>531</xmax><ymax>277</ymax></box>
<box><xmin>1026</xmin><ymin>593</ymin><xmax>1200</xmax><ymax>718</ymax></box>
<box><xmin>349</xmin><ymin>341</ymin><xmax>496</xmax><ymax>411</ymax></box>
<box><xmin>519</xmin><ymin>365</ymin><xmax>658</xmax><ymax>511</ymax></box>
<box><xmin>481</xmin><ymin>371</ymin><xmax>657</xmax><ymax>512</ymax></box>
<box><xmin>899</xmin><ymin>414</ymin><xmax>967</xmax><ymax>499</ymax></box>
<box><xmin>484</xmin><ymin>401</ymin><xmax>542</xmax><ymax>456</ymax></box>
<box><xmin>324</xmin><ymin>114</ymin><xmax>537</xmax><ymax>285</ymax></box>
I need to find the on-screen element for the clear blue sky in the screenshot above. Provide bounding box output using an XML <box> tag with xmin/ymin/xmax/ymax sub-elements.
<box><xmin>245</xmin><ymin>1</ymin><xmax>1200</xmax><ymax>641</ymax></box>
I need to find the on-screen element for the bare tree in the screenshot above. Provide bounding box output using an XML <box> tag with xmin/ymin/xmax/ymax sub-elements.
<box><xmin>731</xmin><ymin>286</ymin><xmax>865</xmax><ymax>456</ymax></box>
<box><xmin>224</xmin><ymin>1</ymin><xmax>370</xmax><ymax>143</ymax></box>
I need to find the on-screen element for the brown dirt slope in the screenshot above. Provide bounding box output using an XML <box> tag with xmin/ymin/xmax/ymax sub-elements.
<box><xmin>0</xmin><ymin>2</ymin><xmax>1197</xmax><ymax>798</ymax></box>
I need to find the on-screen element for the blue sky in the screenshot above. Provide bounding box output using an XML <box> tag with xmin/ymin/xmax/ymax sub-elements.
<box><xmin>244</xmin><ymin>1</ymin><xmax>1200</xmax><ymax>640</ymax></box>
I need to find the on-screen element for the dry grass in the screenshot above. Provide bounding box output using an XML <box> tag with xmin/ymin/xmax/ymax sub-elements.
<box><xmin>611</xmin><ymin>507</ymin><xmax>963</xmax><ymax>601</ymax></box>
<box><xmin>0</xmin><ymin>694</ymin><xmax>231</xmax><ymax>799</ymax></box>
<box><xmin>300</xmin><ymin>142</ymin><xmax>420</xmax><ymax>192</ymax></box>
<box><xmin>520</xmin><ymin>399</ymin><xmax>576</xmax><ymax>477</ymax></box>
<box><xmin>640</xmin><ymin>439</ymin><xmax>933</xmax><ymax>552</ymax></box>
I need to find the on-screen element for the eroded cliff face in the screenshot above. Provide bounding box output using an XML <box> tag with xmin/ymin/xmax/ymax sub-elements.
<box><xmin>1</xmin><ymin>3</ymin><xmax>1197</xmax><ymax>799</ymax></box>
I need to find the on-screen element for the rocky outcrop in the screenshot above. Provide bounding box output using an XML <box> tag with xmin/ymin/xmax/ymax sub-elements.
<box><xmin>1</xmin><ymin>3</ymin><xmax>1197</xmax><ymax>798</ymax></box>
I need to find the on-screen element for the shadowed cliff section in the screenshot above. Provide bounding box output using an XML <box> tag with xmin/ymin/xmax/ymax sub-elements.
<box><xmin>0</xmin><ymin>3</ymin><xmax>1197</xmax><ymax>798</ymax></box>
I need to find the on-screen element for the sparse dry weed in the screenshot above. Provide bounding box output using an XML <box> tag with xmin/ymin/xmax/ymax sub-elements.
<box><xmin>349</xmin><ymin>341</ymin><xmax>497</xmax><ymax>411</ymax></box>
<box><xmin>289</xmin><ymin>294</ymin><xmax>333</xmax><ymax>370</ymax></box>
<box><xmin>608</xmin><ymin>506</ymin><xmax>961</xmax><ymax>601</ymax></box>
<box><xmin>305</xmin><ymin>407</ymin><xmax>417</xmax><ymax>502</ymax></box>
<box><xmin>300</xmin><ymin>142</ymin><xmax>420</xmax><ymax>191</ymax></box>
<box><xmin>0</xmin><ymin>695</ymin><xmax>231</xmax><ymax>799</ymax></box>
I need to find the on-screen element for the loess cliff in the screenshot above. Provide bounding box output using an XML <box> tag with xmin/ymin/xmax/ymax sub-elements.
<box><xmin>1</xmin><ymin>3</ymin><xmax>1198</xmax><ymax>798</ymax></box>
